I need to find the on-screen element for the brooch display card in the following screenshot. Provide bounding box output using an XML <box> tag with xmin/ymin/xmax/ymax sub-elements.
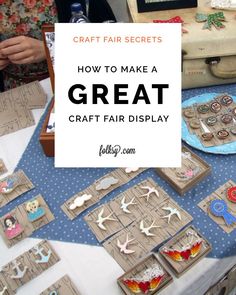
<box><xmin>126</xmin><ymin>213</ymin><xmax>171</xmax><ymax>253</ymax></box>
<box><xmin>0</xmin><ymin>207</ymin><xmax>34</xmax><ymax>248</ymax></box>
<box><xmin>0</xmin><ymin>106</ymin><xmax>35</xmax><ymax>137</ymax></box>
<box><xmin>159</xmin><ymin>225</ymin><xmax>212</xmax><ymax>277</ymax></box>
<box><xmin>182</xmin><ymin>94</ymin><xmax>236</xmax><ymax>147</ymax></box>
<box><xmin>0</xmin><ymin>273</ymin><xmax>15</xmax><ymax>295</ymax></box>
<box><xmin>117</xmin><ymin>253</ymin><xmax>173</xmax><ymax>295</ymax></box>
<box><xmin>0</xmin><ymin>159</ymin><xmax>7</xmax><ymax>177</ymax></box>
<box><xmin>103</xmin><ymin>229</ymin><xmax>147</xmax><ymax>271</ymax></box>
<box><xmin>0</xmin><ymin>81</ymin><xmax>47</xmax><ymax>137</ymax></box>
<box><xmin>156</xmin><ymin>146</ymin><xmax>211</xmax><ymax>195</ymax></box>
<box><xmin>84</xmin><ymin>204</ymin><xmax>124</xmax><ymax>242</ymax></box>
<box><xmin>109</xmin><ymin>178</ymin><xmax>169</xmax><ymax>227</ymax></box>
<box><xmin>20</xmin><ymin>195</ymin><xmax>55</xmax><ymax>231</ymax></box>
<box><xmin>0</xmin><ymin>240</ymin><xmax>59</xmax><ymax>292</ymax></box>
<box><xmin>0</xmin><ymin>195</ymin><xmax>54</xmax><ymax>248</ymax></box>
<box><xmin>198</xmin><ymin>180</ymin><xmax>236</xmax><ymax>233</ymax></box>
<box><xmin>40</xmin><ymin>275</ymin><xmax>81</xmax><ymax>295</ymax></box>
<box><xmin>0</xmin><ymin>170</ymin><xmax>34</xmax><ymax>208</ymax></box>
<box><xmin>61</xmin><ymin>168</ymin><xmax>147</xmax><ymax>220</ymax></box>
<box><xmin>152</xmin><ymin>198</ymin><xmax>193</xmax><ymax>236</ymax></box>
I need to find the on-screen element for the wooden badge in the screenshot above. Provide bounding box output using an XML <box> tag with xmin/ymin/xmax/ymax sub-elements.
<box><xmin>156</xmin><ymin>146</ymin><xmax>211</xmax><ymax>195</ymax></box>
<box><xmin>159</xmin><ymin>225</ymin><xmax>212</xmax><ymax>277</ymax></box>
<box><xmin>198</xmin><ymin>180</ymin><xmax>236</xmax><ymax>233</ymax></box>
<box><xmin>117</xmin><ymin>253</ymin><xmax>173</xmax><ymax>295</ymax></box>
<box><xmin>0</xmin><ymin>240</ymin><xmax>59</xmax><ymax>292</ymax></box>
<box><xmin>0</xmin><ymin>170</ymin><xmax>34</xmax><ymax>208</ymax></box>
<box><xmin>40</xmin><ymin>275</ymin><xmax>81</xmax><ymax>295</ymax></box>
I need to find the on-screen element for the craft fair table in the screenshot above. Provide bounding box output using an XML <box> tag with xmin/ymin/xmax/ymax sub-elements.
<box><xmin>0</xmin><ymin>78</ymin><xmax>236</xmax><ymax>295</ymax></box>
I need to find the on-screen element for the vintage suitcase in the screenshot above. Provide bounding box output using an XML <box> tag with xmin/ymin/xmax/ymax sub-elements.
<box><xmin>127</xmin><ymin>0</ymin><xmax>236</xmax><ymax>89</ymax></box>
<box><xmin>204</xmin><ymin>264</ymin><xmax>236</xmax><ymax>295</ymax></box>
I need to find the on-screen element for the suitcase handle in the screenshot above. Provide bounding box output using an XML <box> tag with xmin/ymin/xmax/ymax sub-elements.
<box><xmin>206</xmin><ymin>57</ymin><xmax>236</xmax><ymax>79</ymax></box>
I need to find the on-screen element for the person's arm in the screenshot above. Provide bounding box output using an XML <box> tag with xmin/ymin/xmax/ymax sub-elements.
<box><xmin>0</xmin><ymin>52</ymin><xmax>9</xmax><ymax>70</ymax></box>
<box><xmin>0</xmin><ymin>36</ymin><xmax>46</xmax><ymax>65</ymax></box>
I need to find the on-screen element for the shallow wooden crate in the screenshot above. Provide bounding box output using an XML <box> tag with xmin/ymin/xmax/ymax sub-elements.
<box><xmin>156</xmin><ymin>145</ymin><xmax>211</xmax><ymax>195</ymax></box>
<box><xmin>39</xmin><ymin>99</ymin><xmax>54</xmax><ymax>157</ymax></box>
<box><xmin>39</xmin><ymin>24</ymin><xmax>55</xmax><ymax>157</ymax></box>
<box><xmin>117</xmin><ymin>253</ymin><xmax>173</xmax><ymax>295</ymax></box>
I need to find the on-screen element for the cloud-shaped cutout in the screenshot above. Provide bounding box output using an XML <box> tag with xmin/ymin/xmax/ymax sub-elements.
<box><xmin>69</xmin><ymin>194</ymin><xmax>92</xmax><ymax>210</ymax></box>
<box><xmin>95</xmin><ymin>177</ymin><xmax>119</xmax><ymax>191</ymax></box>
<box><xmin>125</xmin><ymin>167</ymin><xmax>139</xmax><ymax>174</ymax></box>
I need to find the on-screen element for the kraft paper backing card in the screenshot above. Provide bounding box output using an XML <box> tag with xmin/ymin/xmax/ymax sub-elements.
<box><xmin>0</xmin><ymin>170</ymin><xmax>34</xmax><ymax>208</ymax></box>
<box><xmin>40</xmin><ymin>275</ymin><xmax>81</xmax><ymax>295</ymax></box>
<box><xmin>84</xmin><ymin>178</ymin><xmax>193</xmax><ymax>271</ymax></box>
<box><xmin>198</xmin><ymin>180</ymin><xmax>236</xmax><ymax>233</ymax></box>
<box><xmin>0</xmin><ymin>195</ymin><xmax>54</xmax><ymax>248</ymax></box>
<box><xmin>0</xmin><ymin>240</ymin><xmax>59</xmax><ymax>293</ymax></box>
<box><xmin>0</xmin><ymin>81</ymin><xmax>46</xmax><ymax>136</ymax></box>
<box><xmin>61</xmin><ymin>168</ymin><xmax>147</xmax><ymax>220</ymax></box>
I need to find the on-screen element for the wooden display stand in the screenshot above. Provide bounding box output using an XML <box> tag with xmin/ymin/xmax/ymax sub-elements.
<box><xmin>39</xmin><ymin>25</ymin><xmax>55</xmax><ymax>157</ymax></box>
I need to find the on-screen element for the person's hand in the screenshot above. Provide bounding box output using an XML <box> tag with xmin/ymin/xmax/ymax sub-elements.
<box><xmin>0</xmin><ymin>36</ymin><xmax>46</xmax><ymax>65</ymax></box>
<box><xmin>0</xmin><ymin>52</ymin><xmax>9</xmax><ymax>70</ymax></box>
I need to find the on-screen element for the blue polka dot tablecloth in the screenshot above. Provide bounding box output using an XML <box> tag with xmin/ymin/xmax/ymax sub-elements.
<box><xmin>0</xmin><ymin>83</ymin><xmax>236</xmax><ymax>259</ymax></box>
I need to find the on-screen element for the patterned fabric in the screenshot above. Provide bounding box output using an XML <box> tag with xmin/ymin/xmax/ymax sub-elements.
<box><xmin>0</xmin><ymin>0</ymin><xmax>58</xmax><ymax>89</ymax></box>
<box><xmin>0</xmin><ymin>83</ymin><xmax>235</xmax><ymax>259</ymax></box>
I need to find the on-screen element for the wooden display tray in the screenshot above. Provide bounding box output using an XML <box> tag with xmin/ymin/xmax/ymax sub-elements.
<box><xmin>117</xmin><ymin>253</ymin><xmax>173</xmax><ymax>295</ymax></box>
<box><xmin>156</xmin><ymin>145</ymin><xmax>211</xmax><ymax>195</ymax></box>
<box><xmin>39</xmin><ymin>24</ymin><xmax>55</xmax><ymax>157</ymax></box>
<box><xmin>159</xmin><ymin>225</ymin><xmax>212</xmax><ymax>277</ymax></box>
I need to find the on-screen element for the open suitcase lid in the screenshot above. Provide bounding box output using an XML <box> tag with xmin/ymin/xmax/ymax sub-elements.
<box><xmin>127</xmin><ymin>0</ymin><xmax>236</xmax><ymax>59</ymax></box>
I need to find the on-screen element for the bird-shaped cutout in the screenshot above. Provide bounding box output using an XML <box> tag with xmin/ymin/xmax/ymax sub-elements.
<box><xmin>96</xmin><ymin>208</ymin><xmax>117</xmax><ymax>231</ymax></box>
<box><xmin>162</xmin><ymin>207</ymin><xmax>181</xmax><ymax>224</ymax></box>
<box><xmin>140</xmin><ymin>220</ymin><xmax>160</xmax><ymax>236</ymax></box>
<box><xmin>0</xmin><ymin>286</ymin><xmax>7</xmax><ymax>295</ymax></box>
<box><xmin>117</xmin><ymin>234</ymin><xmax>135</xmax><ymax>254</ymax></box>
<box><xmin>120</xmin><ymin>197</ymin><xmax>137</xmax><ymax>214</ymax></box>
<box><xmin>140</xmin><ymin>186</ymin><xmax>159</xmax><ymax>202</ymax></box>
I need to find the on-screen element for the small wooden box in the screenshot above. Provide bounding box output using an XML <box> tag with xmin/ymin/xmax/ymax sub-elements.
<box><xmin>39</xmin><ymin>25</ymin><xmax>55</xmax><ymax>157</ymax></box>
<box><xmin>117</xmin><ymin>253</ymin><xmax>173</xmax><ymax>295</ymax></box>
<box><xmin>159</xmin><ymin>225</ymin><xmax>212</xmax><ymax>277</ymax></box>
<box><xmin>155</xmin><ymin>145</ymin><xmax>211</xmax><ymax>195</ymax></box>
